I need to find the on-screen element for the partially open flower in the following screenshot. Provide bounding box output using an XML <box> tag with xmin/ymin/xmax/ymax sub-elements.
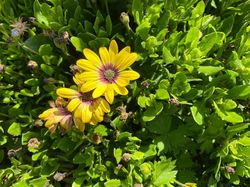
<box><xmin>39</xmin><ymin>98</ymin><xmax>83</xmax><ymax>132</ymax></box>
<box><xmin>56</xmin><ymin>88</ymin><xmax>110</xmax><ymax>125</ymax></box>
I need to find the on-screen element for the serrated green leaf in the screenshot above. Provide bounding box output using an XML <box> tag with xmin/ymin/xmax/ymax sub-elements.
<box><xmin>8</xmin><ymin>122</ymin><xmax>21</xmax><ymax>136</ymax></box>
<box><xmin>156</xmin><ymin>89</ymin><xmax>169</xmax><ymax>100</ymax></box>
<box><xmin>114</xmin><ymin>148</ymin><xmax>122</xmax><ymax>164</ymax></box>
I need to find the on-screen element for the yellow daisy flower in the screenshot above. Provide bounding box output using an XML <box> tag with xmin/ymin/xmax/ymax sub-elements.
<box><xmin>56</xmin><ymin>88</ymin><xmax>110</xmax><ymax>125</ymax></box>
<box><xmin>39</xmin><ymin>98</ymin><xmax>84</xmax><ymax>132</ymax></box>
<box><xmin>76</xmin><ymin>40</ymin><xmax>140</xmax><ymax>103</ymax></box>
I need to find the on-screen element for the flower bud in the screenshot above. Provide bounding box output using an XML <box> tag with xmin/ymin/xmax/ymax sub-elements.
<box><xmin>27</xmin><ymin>60</ymin><xmax>38</xmax><ymax>70</ymax></box>
<box><xmin>34</xmin><ymin>119</ymin><xmax>43</xmax><ymax>127</ymax></box>
<box><xmin>120</xmin><ymin>12</ymin><xmax>130</xmax><ymax>26</ymax></box>
<box><xmin>140</xmin><ymin>163</ymin><xmax>152</xmax><ymax>175</ymax></box>
<box><xmin>53</xmin><ymin>172</ymin><xmax>67</xmax><ymax>181</ymax></box>
<box><xmin>0</xmin><ymin>63</ymin><xmax>5</xmax><ymax>73</ymax></box>
<box><xmin>122</xmin><ymin>153</ymin><xmax>131</xmax><ymax>162</ymax></box>
<box><xmin>169</xmin><ymin>98</ymin><xmax>179</xmax><ymax>106</ymax></box>
<box><xmin>140</xmin><ymin>81</ymin><xmax>150</xmax><ymax>89</ymax></box>
<box><xmin>28</xmin><ymin>138</ymin><xmax>41</xmax><ymax>149</ymax></box>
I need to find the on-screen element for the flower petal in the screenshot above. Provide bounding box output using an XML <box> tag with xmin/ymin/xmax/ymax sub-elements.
<box><xmin>109</xmin><ymin>40</ymin><xmax>118</xmax><ymax>54</ymax></box>
<box><xmin>114</xmin><ymin>84</ymin><xmax>128</xmax><ymax>95</ymax></box>
<box><xmin>81</xmin><ymin>104</ymin><xmax>92</xmax><ymax>123</ymax></box>
<box><xmin>76</xmin><ymin>59</ymin><xmax>98</xmax><ymax>70</ymax></box>
<box><xmin>104</xmin><ymin>89</ymin><xmax>114</xmax><ymax>104</ymax></box>
<box><xmin>56</xmin><ymin>88</ymin><xmax>81</xmax><ymax>99</ymax></box>
<box><xmin>83</xmin><ymin>48</ymin><xmax>102</xmax><ymax>67</ymax></box>
<box><xmin>100</xmin><ymin>98</ymin><xmax>111</xmax><ymax>112</ymax></box>
<box><xmin>117</xmin><ymin>53</ymin><xmax>138</xmax><ymax>70</ymax></box>
<box><xmin>115</xmin><ymin>77</ymin><xmax>130</xmax><ymax>86</ymax></box>
<box><xmin>99</xmin><ymin>47</ymin><xmax>110</xmax><ymax>64</ymax></box>
<box><xmin>119</xmin><ymin>70</ymin><xmax>140</xmax><ymax>80</ymax></box>
<box><xmin>92</xmin><ymin>84</ymin><xmax>107</xmax><ymax>98</ymax></box>
<box><xmin>39</xmin><ymin>108</ymin><xmax>57</xmax><ymax>119</ymax></box>
<box><xmin>81</xmin><ymin>81</ymin><xmax>98</xmax><ymax>92</ymax></box>
<box><xmin>74</xmin><ymin>117</ymin><xmax>85</xmax><ymax>131</ymax></box>
<box><xmin>79</xmin><ymin>72</ymin><xmax>99</xmax><ymax>81</ymax></box>
<box><xmin>74</xmin><ymin>104</ymin><xmax>83</xmax><ymax>119</ymax></box>
<box><xmin>67</xmin><ymin>98</ymin><xmax>81</xmax><ymax>112</ymax></box>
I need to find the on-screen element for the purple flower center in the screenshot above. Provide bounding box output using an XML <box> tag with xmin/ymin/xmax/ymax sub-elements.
<box><xmin>99</xmin><ymin>64</ymin><xmax>118</xmax><ymax>83</ymax></box>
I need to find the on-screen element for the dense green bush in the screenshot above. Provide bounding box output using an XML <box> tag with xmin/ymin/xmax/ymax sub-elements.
<box><xmin>0</xmin><ymin>0</ymin><xmax>250</xmax><ymax>186</ymax></box>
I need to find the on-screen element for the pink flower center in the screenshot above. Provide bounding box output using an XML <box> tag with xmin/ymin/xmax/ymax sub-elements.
<box><xmin>99</xmin><ymin>64</ymin><xmax>118</xmax><ymax>83</ymax></box>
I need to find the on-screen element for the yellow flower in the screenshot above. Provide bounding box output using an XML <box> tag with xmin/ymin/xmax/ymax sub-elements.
<box><xmin>38</xmin><ymin>99</ymin><xmax>84</xmax><ymax>132</ymax></box>
<box><xmin>56</xmin><ymin>88</ymin><xmax>110</xmax><ymax>125</ymax></box>
<box><xmin>76</xmin><ymin>40</ymin><xmax>140</xmax><ymax>103</ymax></box>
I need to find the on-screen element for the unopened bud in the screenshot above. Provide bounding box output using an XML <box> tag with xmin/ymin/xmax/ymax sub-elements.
<box><xmin>92</xmin><ymin>133</ymin><xmax>102</xmax><ymax>144</ymax></box>
<box><xmin>120</xmin><ymin>12</ymin><xmax>130</xmax><ymax>26</ymax></box>
<box><xmin>27</xmin><ymin>60</ymin><xmax>38</xmax><ymax>70</ymax></box>
<box><xmin>140</xmin><ymin>163</ymin><xmax>152</xmax><ymax>175</ymax></box>
<box><xmin>69</xmin><ymin>64</ymin><xmax>80</xmax><ymax>74</ymax></box>
<box><xmin>43</xmin><ymin>78</ymin><xmax>57</xmax><ymax>84</ymax></box>
<box><xmin>53</xmin><ymin>172</ymin><xmax>67</xmax><ymax>181</ymax></box>
<box><xmin>225</xmin><ymin>165</ymin><xmax>235</xmax><ymax>174</ymax></box>
<box><xmin>122</xmin><ymin>153</ymin><xmax>131</xmax><ymax>162</ymax></box>
<box><xmin>141</xmin><ymin>81</ymin><xmax>150</xmax><ymax>89</ymax></box>
<box><xmin>7</xmin><ymin>147</ymin><xmax>22</xmax><ymax>158</ymax></box>
<box><xmin>28</xmin><ymin>138</ymin><xmax>41</xmax><ymax>149</ymax></box>
<box><xmin>134</xmin><ymin>184</ymin><xmax>143</xmax><ymax>187</ymax></box>
<box><xmin>169</xmin><ymin>98</ymin><xmax>179</xmax><ymax>106</ymax></box>
<box><xmin>116</xmin><ymin>164</ymin><xmax>123</xmax><ymax>170</ymax></box>
<box><xmin>34</xmin><ymin>119</ymin><xmax>43</xmax><ymax>127</ymax></box>
<box><xmin>0</xmin><ymin>64</ymin><xmax>5</xmax><ymax>73</ymax></box>
<box><xmin>28</xmin><ymin>17</ymin><xmax>36</xmax><ymax>24</ymax></box>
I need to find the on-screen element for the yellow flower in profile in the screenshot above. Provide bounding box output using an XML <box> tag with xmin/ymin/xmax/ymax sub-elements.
<box><xmin>76</xmin><ymin>40</ymin><xmax>140</xmax><ymax>103</ymax></box>
<box><xmin>56</xmin><ymin>88</ymin><xmax>110</xmax><ymax>125</ymax></box>
<box><xmin>38</xmin><ymin>98</ymin><xmax>84</xmax><ymax>132</ymax></box>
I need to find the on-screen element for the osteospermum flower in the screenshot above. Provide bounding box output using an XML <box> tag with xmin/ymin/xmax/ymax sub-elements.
<box><xmin>38</xmin><ymin>98</ymin><xmax>83</xmax><ymax>132</ymax></box>
<box><xmin>56</xmin><ymin>88</ymin><xmax>110</xmax><ymax>125</ymax></box>
<box><xmin>76</xmin><ymin>40</ymin><xmax>140</xmax><ymax>103</ymax></box>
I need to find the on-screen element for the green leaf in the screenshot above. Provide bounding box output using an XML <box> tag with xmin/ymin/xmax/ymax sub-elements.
<box><xmin>8</xmin><ymin>122</ymin><xmax>21</xmax><ymax>136</ymax></box>
<box><xmin>142</xmin><ymin>102</ymin><xmax>163</xmax><ymax>122</ymax></box>
<box><xmin>94</xmin><ymin>125</ymin><xmax>108</xmax><ymax>136</ymax></box>
<box><xmin>24</xmin><ymin>78</ymin><xmax>39</xmax><ymax>86</ymax></box>
<box><xmin>22</xmin><ymin>132</ymin><xmax>39</xmax><ymax>145</ymax></box>
<box><xmin>191</xmin><ymin>1</ymin><xmax>205</xmax><ymax>19</ymax></box>
<box><xmin>163</xmin><ymin>46</ymin><xmax>175</xmax><ymax>64</ymax></box>
<box><xmin>0</xmin><ymin>150</ymin><xmax>4</xmax><ymax>163</ymax></box>
<box><xmin>132</xmin><ymin>0</ymin><xmax>143</xmax><ymax>24</ymax></box>
<box><xmin>72</xmin><ymin>178</ymin><xmax>84</xmax><ymax>187</ymax></box>
<box><xmin>131</xmin><ymin>151</ymin><xmax>144</xmax><ymax>160</ymax></box>
<box><xmin>24</xmin><ymin>35</ymin><xmax>51</xmax><ymax>52</ymax></box>
<box><xmin>221</xmin><ymin>99</ymin><xmax>237</xmax><ymax>110</ymax></box>
<box><xmin>104</xmin><ymin>179</ymin><xmax>121</xmax><ymax>187</ymax></box>
<box><xmin>29</xmin><ymin>177</ymin><xmax>48</xmax><ymax>186</ymax></box>
<box><xmin>153</xmin><ymin>159</ymin><xmax>177</xmax><ymax>186</ymax></box>
<box><xmin>190</xmin><ymin>102</ymin><xmax>205</xmax><ymax>125</ymax></box>
<box><xmin>136</xmin><ymin>21</ymin><xmax>151</xmax><ymax>40</ymax></box>
<box><xmin>219</xmin><ymin>15</ymin><xmax>235</xmax><ymax>36</ymax></box>
<box><xmin>155</xmin><ymin>89</ymin><xmax>169</xmax><ymax>100</ymax></box>
<box><xmin>73</xmin><ymin>152</ymin><xmax>85</xmax><ymax>164</ymax></box>
<box><xmin>147</xmin><ymin>111</ymin><xmax>172</xmax><ymax>134</ymax></box>
<box><xmin>40</xmin><ymin>64</ymin><xmax>54</xmax><ymax>76</ymax></box>
<box><xmin>228</xmin><ymin>85</ymin><xmax>250</xmax><ymax>99</ymax></box>
<box><xmin>185</xmin><ymin>27</ymin><xmax>201</xmax><ymax>48</ymax></box>
<box><xmin>198</xmin><ymin>66</ymin><xmax>224</xmax><ymax>75</ymax></box>
<box><xmin>171</xmin><ymin>72</ymin><xmax>191</xmax><ymax>96</ymax></box>
<box><xmin>70</xmin><ymin>36</ymin><xmax>86</xmax><ymax>52</ymax></box>
<box><xmin>39</xmin><ymin>44</ymin><xmax>53</xmax><ymax>56</ymax></box>
<box><xmin>114</xmin><ymin>148</ymin><xmax>122</xmax><ymax>164</ymax></box>
<box><xmin>137</xmin><ymin>95</ymin><xmax>151</xmax><ymax>108</ymax></box>
<box><xmin>12</xmin><ymin>181</ymin><xmax>29</xmax><ymax>187</ymax></box>
<box><xmin>213</xmin><ymin>101</ymin><xmax>243</xmax><ymax>124</ymax></box>
<box><xmin>106</xmin><ymin>15</ymin><xmax>112</xmax><ymax>35</ymax></box>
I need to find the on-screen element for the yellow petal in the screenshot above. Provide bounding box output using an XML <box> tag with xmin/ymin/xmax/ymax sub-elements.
<box><xmin>104</xmin><ymin>89</ymin><xmax>114</xmax><ymax>104</ymax></box>
<box><xmin>114</xmin><ymin>84</ymin><xmax>128</xmax><ymax>95</ymax></box>
<box><xmin>39</xmin><ymin>108</ymin><xmax>57</xmax><ymax>119</ymax></box>
<box><xmin>109</xmin><ymin>40</ymin><xmax>118</xmax><ymax>54</ymax></box>
<box><xmin>83</xmin><ymin>48</ymin><xmax>102</xmax><ymax>67</ymax></box>
<box><xmin>79</xmin><ymin>72</ymin><xmax>99</xmax><ymax>81</ymax></box>
<box><xmin>92</xmin><ymin>84</ymin><xmax>107</xmax><ymax>98</ymax></box>
<box><xmin>117</xmin><ymin>53</ymin><xmax>138</xmax><ymax>70</ymax></box>
<box><xmin>99</xmin><ymin>47</ymin><xmax>110</xmax><ymax>64</ymax></box>
<box><xmin>93</xmin><ymin>110</ymin><xmax>103</xmax><ymax>122</ymax></box>
<box><xmin>115</xmin><ymin>77</ymin><xmax>129</xmax><ymax>86</ymax></box>
<box><xmin>100</xmin><ymin>98</ymin><xmax>111</xmax><ymax>112</ymax></box>
<box><xmin>81</xmin><ymin>104</ymin><xmax>92</xmax><ymax>123</ymax></box>
<box><xmin>81</xmin><ymin>81</ymin><xmax>98</xmax><ymax>92</ymax></box>
<box><xmin>60</xmin><ymin>115</ymin><xmax>72</xmax><ymax>130</ymax></box>
<box><xmin>114</xmin><ymin>48</ymin><xmax>130</xmax><ymax>68</ymax></box>
<box><xmin>74</xmin><ymin>117</ymin><xmax>85</xmax><ymax>131</ymax></box>
<box><xmin>76</xmin><ymin>59</ymin><xmax>98</xmax><ymax>70</ymax></box>
<box><xmin>109</xmin><ymin>40</ymin><xmax>118</xmax><ymax>63</ymax></box>
<box><xmin>56</xmin><ymin>88</ymin><xmax>81</xmax><ymax>99</ymax></box>
<box><xmin>67</xmin><ymin>98</ymin><xmax>81</xmax><ymax>112</ymax></box>
<box><xmin>119</xmin><ymin>70</ymin><xmax>140</xmax><ymax>80</ymax></box>
<box><xmin>74</xmin><ymin>104</ymin><xmax>83</xmax><ymax>119</ymax></box>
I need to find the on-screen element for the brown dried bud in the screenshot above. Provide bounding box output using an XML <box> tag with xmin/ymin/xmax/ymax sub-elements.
<box><xmin>27</xmin><ymin>60</ymin><xmax>38</xmax><ymax>70</ymax></box>
<box><xmin>92</xmin><ymin>133</ymin><xmax>102</xmax><ymax>144</ymax></box>
<box><xmin>7</xmin><ymin>147</ymin><xmax>22</xmax><ymax>158</ymax></box>
<box><xmin>28</xmin><ymin>138</ymin><xmax>41</xmax><ymax>149</ymax></box>
<box><xmin>140</xmin><ymin>81</ymin><xmax>150</xmax><ymax>89</ymax></box>
<box><xmin>116</xmin><ymin>164</ymin><xmax>123</xmax><ymax>170</ymax></box>
<box><xmin>225</xmin><ymin>165</ymin><xmax>235</xmax><ymax>174</ymax></box>
<box><xmin>28</xmin><ymin>17</ymin><xmax>36</xmax><ymax>23</ymax></box>
<box><xmin>69</xmin><ymin>64</ymin><xmax>81</xmax><ymax>74</ymax></box>
<box><xmin>169</xmin><ymin>98</ymin><xmax>180</xmax><ymax>106</ymax></box>
<box><xmin>103</xmin><ymin>114</ymin><xmax>111</xmax><ymax>123</ymax></box>
<box><xmin>34</xmin><ymin>119</ymin><xmax>43</xmax><ymax>127</ymax></box>
<box><xmin>122</xmin><ymin>153</ymin><xmax>131</xmax><ymax>162</ymax></box>
<box><xmin>0</xmin><ymin>64</ymin><xmax>5</xmax><ymax>73</ymax></box>
<box><xmin>53</xmin><ymin>172</ymin><xmax>67</xmax><ymax>181</ymax></box>
<box><xmin>43</xmin><ymin>29</ymin><xmax>56</xmax><ymax>38</ymax></box>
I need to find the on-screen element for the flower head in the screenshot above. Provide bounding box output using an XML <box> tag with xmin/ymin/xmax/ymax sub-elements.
<box><xmin>76</xmin><ymin>40</ymin><xmax>140</xmax><ymax>103</ymax></box>
<box><xmin>38</xmin><ymin>98</ymin><xmax>83</xmax><ymax>132</ymax></box>
<box><xmin>56</xmin><ymin>88</ymin><xmax>110</xmax><ymax>125</ymax></box>
<box><xmin>10</xmin><ymin>17</ymin><xmax>27</xmax><ymax>37</ymax></box>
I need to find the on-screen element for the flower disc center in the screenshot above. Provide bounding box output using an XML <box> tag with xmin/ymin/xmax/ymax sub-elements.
<box><xmin>104</xmin><ymin>69</ymin><xmax>116</xmax><ymax>82</ymax></box>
